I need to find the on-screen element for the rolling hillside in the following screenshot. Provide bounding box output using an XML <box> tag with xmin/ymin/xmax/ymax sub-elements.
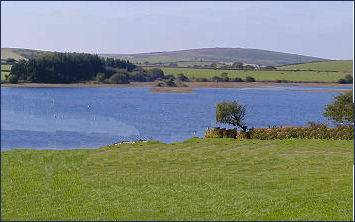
<box><xmin>101</xmin><ymin>47</ymin><xmax>327</xmax><ymax>66</ymax></box>
<box><xmin>2</xmin><ymin>47</ymin><xmax>326</xmax><ymax>67</ymax></box>
<box><xmin>1</xmin><ymin>48</ymin><xmax>51</xmax><ymax>62</ymax></box>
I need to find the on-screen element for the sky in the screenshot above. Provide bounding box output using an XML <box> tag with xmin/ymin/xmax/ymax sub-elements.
<box><xmin>1</xmin><ymin>1</ymin><xmax>353</xmax><ymax>59</ymax></box>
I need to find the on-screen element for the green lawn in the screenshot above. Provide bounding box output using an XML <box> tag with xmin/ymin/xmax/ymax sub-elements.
<box><xmin>1</xmin><ymin>138</ymin><xmax>353</xmax><ymax>220</ymax></box>
<box><xmin>160</xmin><ymin>67</ymin><xmax>347</xmax><ymax>82</ymax></box>
<box><xmin>279</xmin><ymin>60</ymin><xmax>353</xmax><ymax>73</ymax></box>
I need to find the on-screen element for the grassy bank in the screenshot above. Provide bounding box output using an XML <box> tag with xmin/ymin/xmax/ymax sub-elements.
<box><xmin>1</xmin><ymin>138</ymin><xmax>353</xmax><ymax>220</ymax></box>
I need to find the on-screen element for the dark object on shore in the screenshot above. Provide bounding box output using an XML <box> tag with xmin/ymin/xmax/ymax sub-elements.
<box><xmin>245</xmin><ymin>76</ymin><xmax>256</xmax><ymax>82</ymax></box>
<box><xmin>232</xmin><ymin>77</ymin><xmax>244</xmax><ymax>82</ymax></box>
<box><xmin>337</xmin><ymin>74</ymin><xmax>353</xmax><ymax>84</ymax></box>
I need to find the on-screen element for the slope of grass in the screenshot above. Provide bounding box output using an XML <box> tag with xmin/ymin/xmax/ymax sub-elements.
<box><xmin>161</xmin><ymin>67</ymin><xmax>346</xmax><ymax>82</ymax></box>
<box><xmin>1</xmin><ymin>48</ymin><xmax>26</xmax><ymax>61</ymax></box>
<box><xmin>102</xmin><ymin>47</ymin><xmax>326</xmax><ymax>67</ymax></box>
<box><xmin>279</xmin><ymin>60</ymin><xmax>353</xmax><ymax>73</ymax></box>
<box><xmin>1</xmin><ymin>138</ymin><xmax>352</xmax><ymax>220</ymax></box>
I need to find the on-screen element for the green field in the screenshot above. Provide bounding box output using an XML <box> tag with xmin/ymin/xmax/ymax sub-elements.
<box><xmin>160</xmin><ymin>67</ymin><xmax>347</xmax><ymax>82</ymax></box>
<box><xmin>279</xmin><ymin>60</ymin><xmax>353</xmax><ymax>73</ymax></box>
<box><xmin>1</xmin><ymin>64</ymin><xmax>11</xmax><ymax>80</ymax></box>
<box><xmin>2</xmin><ymin>138</ymin><xmax>352</xmax><ymax>220</ymax></box>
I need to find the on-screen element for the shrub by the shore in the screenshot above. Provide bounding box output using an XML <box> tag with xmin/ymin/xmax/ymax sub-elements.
<box><xmin>205</xmin><ymin>127</ymin><xmax>238</xmax><ymax>138</ymax></box>
<box><xmin>249</xmin><ymin>124</ymin><xmax>353</xmax><ymax>140</ymax></box>
<box><xmin>205</xmin><ymin>124</ymin><xmax>354</xmax><ymax>140</ymax></box>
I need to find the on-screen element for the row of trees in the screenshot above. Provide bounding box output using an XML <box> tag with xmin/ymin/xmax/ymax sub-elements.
<box><xmin>8</xmin><ymin>52</ymin><xmax>137</xmax><ymax>83</ymax></box>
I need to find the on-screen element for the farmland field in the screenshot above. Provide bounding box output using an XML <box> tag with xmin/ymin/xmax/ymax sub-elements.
<box><xmin>1</xmin><ymin>138</ymin><xmax>352</xmax><ymax>220</ymax></box>
<box><xmin>1</xmin><ymin>64</ymin><xmax>11</xmax><ymax>80</ymax></box>
<box><xmin>279</xmin><ymin>60</ymin><xmax>353</xmax><ymax>73</ymax></box>
<box><xmin>160</xmin><ymin>67</ymin><xmax>347</xmax><ymax>82</ymax></box>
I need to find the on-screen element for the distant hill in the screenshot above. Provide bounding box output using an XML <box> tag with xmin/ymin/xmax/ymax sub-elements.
<box><xmin>1</xmin><ymin>48</ymin><xmax>50</xmax><ymax>61</ymax></box>
<box><xmin>2</xmin><ymin>47</ymin><xmax>327</xmax><ymax>66</ymax></box>
<box><xmin>101</xmin><ymin>47</ymin><xmax>327</xmax><ymax>66</ymax></box>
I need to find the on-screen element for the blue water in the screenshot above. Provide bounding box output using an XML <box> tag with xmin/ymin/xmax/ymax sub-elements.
<box><xmin>1</xmin><ymin>86</ymin><xmax>352</xmax><ymax>150</ymax></box>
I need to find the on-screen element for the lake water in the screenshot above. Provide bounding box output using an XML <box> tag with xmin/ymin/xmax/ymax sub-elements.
<box><xmin>1</xmin><ymin>85</ymin><xmax>352</xmax><ymax>150</ymax></box>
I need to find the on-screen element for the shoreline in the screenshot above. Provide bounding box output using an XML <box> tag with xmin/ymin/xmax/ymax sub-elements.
<box><xmin>1</xmin><ymin>81</ymin><xmax>352</xmax><ymax>89</ymax></box>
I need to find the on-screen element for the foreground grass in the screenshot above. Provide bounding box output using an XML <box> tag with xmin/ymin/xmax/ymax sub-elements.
<box><xmin>161</xmin><ymin>67</ymin><xmax>346</xmax><ymax>82</ymax></box>
<box><xmin>1</xmin><ymin>138</ymin><xmax>353</xmax><ymax>220</ymax></box>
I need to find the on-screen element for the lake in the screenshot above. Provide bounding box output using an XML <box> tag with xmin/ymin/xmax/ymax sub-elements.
<box><xmin>1</xmin><ymin>85</ymin><xmax>352</xmax><ymax>150</ymax></box>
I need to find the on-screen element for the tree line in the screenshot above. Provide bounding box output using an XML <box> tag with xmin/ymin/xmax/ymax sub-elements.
<box><xmin>8</xmin><ymin>52</ymin><xmax>140</xmax><ymax>83</ymax></box>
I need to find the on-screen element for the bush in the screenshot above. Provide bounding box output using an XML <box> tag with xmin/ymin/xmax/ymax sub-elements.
<box><xmin>211</xmin><ymin>76</ymin><xmax>223</xmax><ymax>82</ymax></box>
<box><xmin>147</xmin><ymin>68</ymin><xmax>164</xmax><ymax>81</ymax></box>
<box><xmin>165</xmin><ymin>78</ymin><xmax>177</xmax><ymax>87</ymax></box>
<box><xmin>232</xmin><ymin>77</ymin><xmax>244</xmax><ymax>82</ymax></box>
<box><xmin>164</xmin><ymin>74</ymin><xmax>176</xmax><ymax>80</ymax></box>
<box><xmin>337</xmin><ymin>74</ymin><xmax>353</xmax><ymax>84</ymax></box>
<box><xmin>245</xmin><ymin>76</ymin><xmax>256</xmax><ymax>82</ymax></box>
<box><xmin>96</xmin><ymin>72</ymin><xmax>106</xmax><ymax>82</ymax></box>
<box><xmin>176</xmin><ymin>73</ymin><xmax>190</xmax><ymax>82</ymax></box>
<box><xmin>8</xmin><ymin>74</ymin><xmax>18</xmax><ymax>84</ymax></box>
<box><xmin>193</xmin><ymin>77</ymin><xmax>209</xmax><ymax>82</ymax></box>
<box><xmin>205</xmin><ymin>127</ymin><xmax>238</xmax><ymax>138</ymax></box>
<box><xmin>221</xmin><ymin>72</ymin><xmax>230</xmax><ymax>82</ymax></box>
<box><xmin>108</xmin><ymin>72</ymin><xmax>129</xmax><ymax>84</ymax></box>
<box><xmin>155</xmin><ymin>81</ymin><xmax>165</xmax><ymax>87</ymax></box>
<box><xmin>275</xmin><ymin>79</ymin><xmax>289</xmax><ymax>83</ymax></box>
<box><xmin>128</xmin><ymin>71</ymin><xmax>148</xmax><ymax>82</ymax></box>
<box><xmin>155</xmin><ymin>78</ymin><xmax>177</xmax><ymax>87</ymax></box>
<box><xmin>248</xmin><ymin>124</ymin><xmax>353</xmax><ymax>140</ymax></box>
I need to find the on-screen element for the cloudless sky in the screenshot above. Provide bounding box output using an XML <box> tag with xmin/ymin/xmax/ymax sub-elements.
<box><xmin>1</xmin><ymin>1</ymin><xmax>353</xmax><ymax>59</ymax></box>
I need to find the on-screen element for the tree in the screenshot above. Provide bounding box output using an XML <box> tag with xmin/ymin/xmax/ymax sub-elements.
<box><xmin>231</xmin><ymin>61</ymin><xmax>243</xmax><ymax>69</ymax></box>
<box><xmin>323</xmin><ymin>91</ymin><xmax>354</xmax><ymax>125</ymax></box>
<box><xmin>221</xmin><ymin>72</ymin><xmax>230</xmax><ymax>82</ymax></box>
<box><xmin>108</xmin><ymin>72</ymin><xmax>129</xmax><ymax>84</ymax></box>
<box><xmin>337</xmin><ymin>74</ymin><xmax>353</xmax><ymax>84</ymax></box>
<box><xmin>8</xmin><ymin>74</ymin><xmax>18</xmax><ymax>84</ymax></box>
<box><xmin>96</xmin><ymin>73</ymin><xmax>106</xmax><ymax>82</ymax></box>
<box><xmin>147</xmin><ymin>68</ymin><xmax>164</xmax><ymax>81</ymax></box>
<box><xmin>216</xmin><ymin>101</ymin><xmax>248</xmax><ymax>131</ymax></box>
<box><xmin>5</xmin><ymin>58</ymin><xmax>16</xmax><ymax>65</ymax></box>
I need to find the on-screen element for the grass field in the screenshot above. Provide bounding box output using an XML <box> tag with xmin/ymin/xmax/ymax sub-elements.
<box><xmin>1</xmin><ymin>64</ymin><xmax>11</xmax><ymax>80</ymax></box>
<box><xmin>160</xmin><ymin>67</ymin><xmax>347</xmax><ymax>82</ymax></box>
<box><xmin>279</xmin><ymin>60</ymin><xmax>353</xmax><ymax>73</ymax></box>
<box><xmin>1</xmin><ymin>138</ymin><xmax>353</xmax><ymax>220</ymax></box>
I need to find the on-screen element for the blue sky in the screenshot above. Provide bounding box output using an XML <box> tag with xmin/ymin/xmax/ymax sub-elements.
<box><xmin>1</xmin><ymin>1</ymin><xmax>353</xmax><ymax>59</ymax></box>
